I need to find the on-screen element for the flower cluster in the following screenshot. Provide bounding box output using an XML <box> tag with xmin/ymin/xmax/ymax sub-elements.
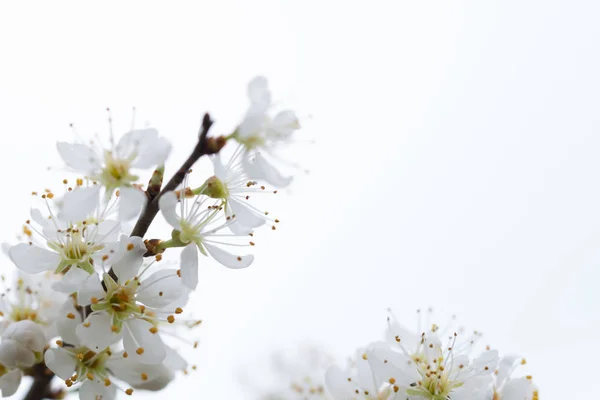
<box><xmin>1</xmin><ymin>77</ymin><xmax>301</xmax><ymax>399</ymax></box>
<box><xmin>255</xmin><ymin>310</ymin><xmax>539</xmax><ymax>400</ymax></box>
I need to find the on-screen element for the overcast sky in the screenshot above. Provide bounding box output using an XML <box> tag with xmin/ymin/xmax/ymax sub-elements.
<box><xmin>1</xmin><ymin>1</ymin><xmax>599</xmax><ymax>399</ymax></box>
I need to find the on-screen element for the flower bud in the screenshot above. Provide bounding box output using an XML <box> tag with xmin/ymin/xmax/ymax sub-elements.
<box><xmin>201</xmin><ymin>176</ymin><xmax>229</xmax><ymax>199</ymax></box>
<box><xmin>2</xmin><ymin>320</ymin><xmax>46</xmax><ymax>354</ymax></box>
<box><xmin>0</xmin><ymin>339</ymin><xmax>36</xmax><ymax>368</ymax></box>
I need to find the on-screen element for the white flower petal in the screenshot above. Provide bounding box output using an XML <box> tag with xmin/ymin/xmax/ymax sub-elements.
<box><xmin>132</xmin><ymin>137</ymin><xmax>172</xmax><ymax>169</ymax></box>
<box><xmin>0</xmin><ymin>369</ymin><xmax>22</xmax><ymax>397</ymax></box>
<box><xmin>502</xmin><ymin>377</ymin><xmax>534</xmax><ymax>399</ymax></box>
<box><xmin>79</xmin><ymin>379</ymin><xmax>117</xmax><ymax>400</ymax></box>
<box><xmin>2</xmin><ymin>320</ymin><xmax>46</xmax><ymax>353</ymax></box>
<box><xmin>180</xmin><ymin>243</ymin><xmax>198</xmax><ymax>290</ymax></box>
<box><xmin>210</xmin><ymin>154</ymin><xmax>229</xmax><ymax>180</ymax></box>
<box><xmin>118</xmin><ymin>186</ymin><xmax>147</xmax><ymax>221</ymax></box>
<box><xmin>247</xmin><ymin>76</ymin><xmax>271</xmax><ymax>110</ymax></box>
<box><xmin>30</xmin><ymin>208</ymin><xmax>49</xmax><ymax>228</ymax></box>
<box><xmin>56</xmin><ymin>299</ymin><xmax>82</xmax><ymax>345</ymax></box>
<box><xmin>495</xmin><ymin>355</ymin><xmax>520</xmax><ymax>388</ymax></box>
<box><xmin>56</xmin><ymin>142</ymin><xmax>102</xmax><ymax>172</ymax></box>
<box><xmin>244</xmin><ymin>152</ymin><xmax>292</xmax><ymax>188</ymax></box>
<box><xmin>470</xmin><ymin>349</ymin><xmax>499</xmax><ymax>376</ymax></box>
<box><xmin>269</xmin><ymin>110</ymin><xmax>300</xmax><ymax>137</ymax></box>
<box><xmin>163</xmin><ymin>345</ymin><xmax>187</xmax><ymax>372</ymax></box>
<box><xmin>60</xmin><ymin>186</ymin><xmax>101</xmax><ymax>222</ymax></box>
<box><xmin>123</xmin><ymin>319</ymin><xmax>166</xmax><ymax>365</ymax></box>
<box><xmin>111</xmin><ymin>236</ymin><xmax>145</xmax><ymax>282</ymax></box>
<box><xmin>76</xmin><ymin>312</ymin><xmax>123</xmax><ymax>351</ymax></box>
<box><xmin>0</xmin><ymin>340</ymin><xmax>35</xmax><ymax>369</ymax></box>
<box><xmin>9</xmin><ymin>243</ymin><xmax>59</xmax><ymax>274</ymax></box>
<box><xmin>131</xmin><ymin>368</ymin><xmax>173</xmax><ymax>391</ymax></box>
<box><xmin>91</xmin><ymin>219</ymin><xmax>121</xmax><ymax>243</ymax></box>
<box><xmin>107</xmin><ymin>357</ymin><xmax>172</xmax><ymax>389</ymax></box>
<box><xmin>52</xmin><ymin>266</ymin><xmax>89</xmax><ymax>294</ymax></box>
<box><xmin>115</xmin><ymin>128</ymin><xmax>158</xmax><ymax>161</ymax></box>
<box><xmin>238</xmin><ymin>111</ymin><xmax>266</xmax><ymax>140</ymax></box>
<box><xmin>158</xmin><ymin>191</ymin><xmax>182</xmax><ymax>230</ymax></box>
<box><xmin>325</xmin><ymin>365</ymin><xmax>358</xmax><ymax>399</ymax></box>
<box><xmin>136</xmin><ymin>269</ymin><xmax>189</xmax><ymax>310</ymax></box>
<box><xmin>204</xmin><ymin>242</ymin><xmax>253</xmax><ymax>269</ymax></box>
<box><xmin>228</xmin><ymin>197</ymin><xmax>266</xmax><ymax>230</ymax></box>
<box><xmin>77</xmin><ymin>273</ymin><xmax>105</xmax><ymax>307</ymax></box>
<box><xmin>44</xmin><ymin>347</ymin><xmax>76</xmax><ymax>380</ymax></box>
<box><xmin>369</xmin><ymin>347</ymin><xmax>417</xmax><ymax>387</ymax></box>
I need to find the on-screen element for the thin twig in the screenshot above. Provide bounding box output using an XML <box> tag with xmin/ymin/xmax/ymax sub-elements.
<box><xmin>23</xmin><ymin>362</ymin><xmax>54</xmax><ymax>400</ymax></box>
<box><xmin>130</xmin><ymin>113</ymin><xmax>221</xmax><ymax>238</ymax></box>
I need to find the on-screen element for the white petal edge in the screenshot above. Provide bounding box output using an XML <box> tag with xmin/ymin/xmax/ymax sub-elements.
<box><xmin>0</xmin><ymin>369</ymin><xmax>22</xmax><ymax>397</ymax></box>
<box><xmin>9</xmin><ymin>244</ymin><xmax>59</xmax><ymax>274</ymax></box>
<box><xmin>123</xmin><ymin>319</ymin><xmax>166</xmax><ymax>365</ymax></box>
<box><xmin>204</xmin><ymin>242</ymin><xmax>253</xmax><ymax>269</ymax></box>
<box><xmin>118</xmin><ymin>186</ymin><xmax>147</xmax><ymax>221</ymax></box>
<box><xmin>180</xmin><ymin>244</ymin><xmax>198</xmax><ymax>290</ymax></box>
<box><xmin>44</xmin><ymin>347</ymin><xmax>76</xmax><ymax>380</ymax></box>
<box><xmin>56</xmin><ymin>142</ymin><xmax>102</xmax><ymax>172</ymax></box>
<box><xmin>158</xmin><ymin>191</ymin><xmax>182</xmax><ymax>230</ymax></box>
<box><xmin>60</xmin><ymin>186</ymin><xmax>101</xmax><ymax>222</ymax></box>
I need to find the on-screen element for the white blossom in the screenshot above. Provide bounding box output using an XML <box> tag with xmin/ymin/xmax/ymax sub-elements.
<box><xmin>0</xmin><ymin>272</ymin><xmax>66</xmax><ymax>339</ymax></box>
<box><xmin>68</xmin><ymin>244</ymin><xmax>190</xmax><ymax>364</ymax></box>
<box><xmin>0</xmin><ymin>320</ymin><xmax>45</xmax><ymax>369</ymax></box>
<box><xmin>57</xmin><ymin>127</ymin><xmax>171</xmax><ymax>220</ymax></box>
<box><xmin>45</xmin><ymin>336</ymin><xmax>184</xmax><ymax>399</ymax></box>
<box><xmin>159</xmin><ymin>189</ymin><xmax>254</xmax><ymax>290</ymax></box>
<box><xmin>9</xmin><ymin>203</ymin><xmax>120</xmax><ymax>279</ymax></box>
<box><xmin>365</xmin><ymin>310</ymin><xmax>499</xmax><ymax>399</ymax></box>
<box><xmin>203</xmin><ymin>153</ymin><xmax>271</xmax><ymax>234</ymax></box>
<box><xmin>234</xmin><ymin>76</ymin><xmax>301</xmax><ymax>188</ymax></box>
<box><xmin>493</xmin><ymin>356</ymin><xmax>539</xmax><ymax>400</ymax></box>
<box><xmin>325</xmin><ymin>343</ymin><xmax>396</xmax><ymax>400</ymax></box>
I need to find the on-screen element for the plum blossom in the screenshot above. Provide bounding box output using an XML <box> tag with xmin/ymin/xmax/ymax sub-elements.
<box><xmin>233</xmin><ymin>76</ymin><xmax>301</xmax><ymax>188</ymax></box>
<box><xmin>493</xmin><ymin>356</ymin><xmax>539</xmax><ymax>400</ymax></box>
<box><xmin>202</xmin><ymin>153</ymin><xmax>271</xmax><ymax>234</ymax></box>
<box><xmin>0</xmin><ymin>320</ymin><xmax>46</xmax><ymax>369</ymax></box>
<box><xmin>9</xmin><ymin>203</ymin><xmax>120</xmax><ymax>280</ymax></box>
<box><xmin>57</xmin><ymin>127</ymin><xmax>171</xmax><ymax>220</ymax></box>
<box><xmin>363</xmin><ymin>310</ymin><xmax>499</xmax><ymax>399</ymax></box>
<box><xmin>67</xmin><ymin>244</ymin><xmax>190</xmax><ymax>364</ymax></box>
<box><xmin>45</xmin><ymin>334</ymin><xmax>184</xmax><ymax>399</ymax></box>
<box><xmin>0</xmin><ymin>272</ymin><xmax>65</xmax><ymax>339</ymax></box>
<box><xmin>159</xmin><ymin>189</ymin><xmax>254</xmax><ymax>290</ymax></box>
<box><xmin>325</xmin><ymin>343</ymin><xmax>398</xmax><ymax>400</ymax></box>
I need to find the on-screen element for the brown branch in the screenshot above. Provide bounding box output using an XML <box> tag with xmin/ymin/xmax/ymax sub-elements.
<box><xmin>23</xmin><ymin>362</ymin><xmax>55</xmax><ymax>400</ymax></box>
<box><xmin>130</xmin><ymin>113</ymin><xmax>224</xmax><ymax>238</ymax></box>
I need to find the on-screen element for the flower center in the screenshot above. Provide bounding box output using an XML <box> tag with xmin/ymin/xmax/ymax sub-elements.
<box><xmin>237</xmin><ymin>132</ymin><xmax>266</xmax><ymax>150</ymax></box>
<box><xmin>99</xmin><ymin>151</ymin><xmax>138</xmax><ymax>189</ymax></box>
<box><xmin>91</xmin><ymin>276</ymin><xmax>141</xmax><ymax>331</ymax></box>
<box><xmin>407</xmin><ymin>353</ymin><xmax>461</xmax><ymax>399</ymax></box>
<box><xmin>10</xmin><ymin>306</ymin><xmax>39</xmax><ymax>323</ymax></box>
<box><xmin>68</xmin><ymin>347</ymin><xmax>110</xmax><ymax>384</ymax></box>
<box><xmin>49</xmin><ymin>228</ymin><xmax>103</xmax><ymax>274</ymax></box>
<box><xmin>178</xmin><ymin>220</ymin><xmax>202</xmax><ymax>245</ymax></box>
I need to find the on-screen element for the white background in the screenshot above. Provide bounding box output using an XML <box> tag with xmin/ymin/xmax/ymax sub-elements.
<box><xmin>1</xmin><ymin>1</ymin><xmax>599</xmax><ymax>399</ymax></box>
